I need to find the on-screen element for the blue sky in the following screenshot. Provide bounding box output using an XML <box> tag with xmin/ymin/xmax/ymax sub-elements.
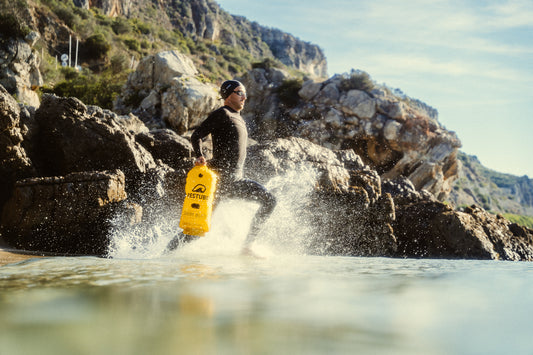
<box><xmin>216</xmin><ymin>0</ymin><xmax>533</xmax><ymax>177</ymax></box>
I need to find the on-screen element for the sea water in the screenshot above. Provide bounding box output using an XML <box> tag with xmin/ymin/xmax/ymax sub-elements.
<box><xmin>1</xmin><ymin>172</ymin><xmax>532</xmax><ymax>355</ymax></box>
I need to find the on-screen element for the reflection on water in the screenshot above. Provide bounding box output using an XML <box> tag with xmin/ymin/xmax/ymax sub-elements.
<box><xmin>1</xmin><ymin>253</ymin><xmax>532</xmax><ymax>355</ymax></box>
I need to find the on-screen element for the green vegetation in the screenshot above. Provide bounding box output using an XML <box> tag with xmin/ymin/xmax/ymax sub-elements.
<box><xmin>339</xmin><ymin>70</ymin><xmax>376</xmax><ymax>92</ymax></box>
<box><xmin>276</xmin><ymin>78</ymin><xmax>303</xmax><ymax>108</ymax></box>
<box><xmin>0</xmin><ymin>0</ymin><xmax>31</xmax><ymax>39</ymax></box>
<box><xmin>503</xmin><ymin>214</ymin><xmax>533</xmax><ymax>229</ymax></box>
<box><xmin>40</xmin><ymin>67</ymin><xmax>128</xmax><ymax>109</ymax></box>
<box><xmin>450</xmin><ymin>151</ymin><xmax>533</xmax><ymax>217</ymax></box>
<box><xmin>31</xmin><ymin>0</ymin><xmax>295</xmax><ymax>108</ymax></box>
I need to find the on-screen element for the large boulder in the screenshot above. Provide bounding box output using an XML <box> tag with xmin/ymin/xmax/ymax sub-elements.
<box><xmin>245</xmin><ymin>137</ymin><xmax>397</xmax><ymax>256</ymax></box>
<box><xmin>0</xmin><ymin>84</ymin><xmax>35</xmax><ymax>210</ymax></box>
<box><xmin>0</xmin><ymin>170</ymin><xmax>140</xmax><ymax>255</ymax></box>
<box><xmin>161</xmin><ymin>76</ymin><xmax>220</xmax><ymax>133</ymax></box>
<box><xmin>114</xmin><ymin>50</ymin><xmax>221</xmax><ymax>133</ymax></box>
<box><xmin>0</xmin><ymin>33</ymin><xmax>43</xmax><ymax>107</ymax></box>
<box><xmin>33</xmin><ymin>94</ymin><xmax>157</xmax><ymax>186</ymax></box>
<box><xmin>387</xmin><ymin>179</ymin><xmax>533</xmax><ymax>261</ymax></box>
<box><xmin>135</xmin><ymin>128</ymin><xmax>193</xmax><ymax>171</ymax></box>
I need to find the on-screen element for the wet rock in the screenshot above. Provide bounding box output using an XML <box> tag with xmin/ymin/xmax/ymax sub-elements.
<box><xmin>0</xmin><ymin>84</ymin><xmax>35</xmax><ymax>210</ymax></box>
<box><xmin>136</xmin><ymin>128</ymin><xmax>193</xmax><ymax>171</ymax></box>
<box><xmin>392</xmin><ymin>200</ymin><xmax>533</xmax><ymax>261</ymax></box>
<box><xmin>246</xmin><ymin>137</ymin><xmax>397</xmax><ymax>256</ymax></box>
<box><xmin>33</xmin><ymin>94</ymin><xmax>157</xmax><ymax>186</ymax></box>
<box><xmin>0</xmin><ymin>170</ymin><xmax>139</xmax><ymax>255</ymax></box>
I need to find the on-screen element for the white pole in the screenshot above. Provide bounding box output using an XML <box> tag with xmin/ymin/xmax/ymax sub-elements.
<box><xmin>75</xmin><ymin>38</ymin><xmax>79</xmax><ymax>69</ymax></box>
<box><xmin>69</xmin><ymin>35</ymin><xmax>72</xmax><ymax>67</ymax></box>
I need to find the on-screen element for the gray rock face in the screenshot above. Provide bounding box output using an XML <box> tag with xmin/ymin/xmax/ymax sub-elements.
<box><xmin>0</xmin><ymin>33</ymin><xmax>43</xmax><ymax>107</ymax></box>
<box><xmin>259</xmin><ymin>27</ymin><xmax>327</xmax><ymax>77</ymax></box>
<box><xmin>114</xmin><ymin>50</ymin><xmax>221</xmax><ymax>133</ymax></box>
<box><xmin>241</xmin><ymin>68</ymin><xmax>462</xmax><ymax>201</ymax></box>
<box><xmin>0</xmin><ymin>85</ymin><xmax>35</xmax><ymax>208</ymax></box>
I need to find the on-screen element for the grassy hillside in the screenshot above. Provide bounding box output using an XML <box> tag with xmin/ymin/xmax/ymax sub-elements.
<box><xmin>448</xmin><ymin>152</ymin><xmax>533</xmax><ymax>218</ymax></box>
<box><xmin>3</xmin><ymin>0</ymin><xmax>295</xmax><ymax>109</ymax></box>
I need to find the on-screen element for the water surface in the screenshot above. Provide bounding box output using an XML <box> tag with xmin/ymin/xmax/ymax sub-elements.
<box><xmin>1</xmin><ymin>174</ymin><xmax>531</xmax><ymax>354</ymax></box>
<box><xmin>1</xmin><ymin>249</ymin><xmax>531</xmax><ymax>355</ymax></box>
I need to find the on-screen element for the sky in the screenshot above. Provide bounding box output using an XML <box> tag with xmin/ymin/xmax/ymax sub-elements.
<box><xmin>215</xmin><ymin>0</ymin><xmax>533</xmax><ymax>177</ymax></box>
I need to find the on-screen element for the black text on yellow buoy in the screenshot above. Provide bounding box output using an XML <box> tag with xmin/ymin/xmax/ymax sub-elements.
<box><xmin>179</xmin><ymin>165</ymin><xmax>217</xmax><ymax>236</ymax></box>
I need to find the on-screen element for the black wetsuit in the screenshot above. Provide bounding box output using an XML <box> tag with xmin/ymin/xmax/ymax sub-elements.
<box><xmin>190</xmin><ymin>106</ymin><xmax>276</xmax><ymax>245</ymax></box>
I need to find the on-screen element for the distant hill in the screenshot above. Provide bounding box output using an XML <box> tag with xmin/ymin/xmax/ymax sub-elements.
<box><xmin>448</xmin><ymin>152</ymin><xmax>533</xmax><ymax>217</ymax></box>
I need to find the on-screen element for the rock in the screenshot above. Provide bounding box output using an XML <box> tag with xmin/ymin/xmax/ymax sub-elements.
<box><xmin>135</xmin><ymin>129</ymin><xmax>193</xmax><ymax>170</ymax></box>
<box><xmin>161</xmin><ymin>76</ymin><xmax>220</xmax><ymax>133</ymax></box>
<box><xmin>339</xmin><ymin>89</ymin><xmax>376</xmax><ymax>119</ymax></box>
<box><xmin>114</xmin><ymin>50</ymin><xmax>220</xmax><ymax>133</ymax></box>
<box><xmin>241</xmin><ymin>69</ymin><xmax>461</xmax><ymax>201</ymax></box>
<box><xmin>0</xmin><ymin>170</ymin><xmax>138</xmax><ymax>255</ymax></box>
<box><xmin>87</xmin><ymin>105</ymin><xmax>149</xmax><ymax>135</ymax></box>
<box><xmin>259</xmin><ymin>27</ymin><xmax>327</xmax><ymax>77</ymax></box>
<box><xmin>392</xmin><ymin>199</ymin><xmax>533</xmax><ymax>261</ymax></box>
<box><xmin>245</xmin><ymin>137</ymin><xmax>397</xmax><ymax>256</ymax></box>
<box><xmin>0</xmin><ymin>35</ymin><xmax>43</xmax><ymax>107</ymax></box>
<box><xmin>298</xmin><ymin>79</ymin><xmax>322</xmax><ymax>101</ymax></box>
<box><xmin>0</xmin><ymin>84</ymin><xmax>35</xmax><ymax>210</ymax></box>
<box><xmin>33</xmin><ymin>94</ymin><xmax>157</xmax><ymax>186</ymax></box>
<box><xmin>240</xmin><ymin>67</ymin><xmax>292</xmax><ymax>139</ymax></box>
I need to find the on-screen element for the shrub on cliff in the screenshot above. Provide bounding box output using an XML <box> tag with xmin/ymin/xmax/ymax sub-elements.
<box><xmin>503</xmin><ymin>214</ymin><xmax>533</xmax><ymax>229</ymax></box>
<box><xmin>0</xmin><ymin>0</ymin><xmax>31</xmax><ymax>39</ymax></box>
<box><xmin>40</xmin><ymin>67</ymin><xmax>128</xmax><ymax>109</ymax></box>
<box><xmin>340</xmin><ymin>70</ymin><xmax>375</xmax><ymax>92</ymax></box>
<box><xmin>84</xmin><ymin>34</ymin><xmax>111</xmax><ymax>60</ymax></box>
<box><xmin>276</xmin><ymin>78</ymin><xmax>303</xmax><ymax>108</ymax></box>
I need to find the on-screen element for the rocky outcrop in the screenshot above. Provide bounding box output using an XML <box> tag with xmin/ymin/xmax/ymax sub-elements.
<box><xmin>386</xmin><ymin>177</ymin><xmax>533</xmax><ymax>261</ymax></box>
<box><xmin>33</xmin><ymin>94</ymin><xmax>157</xmax><ymax>183</ymax></box>
<box><xmin>136</xmin><ymin>129</ymin><xmax>193</xmax><ymax>171</ymax></box>
<box><xmin>73</xmin><ymin>0</ymin><xmax>134</xmax><ymax>17</ymax></box>
<box><xmin>246</xmin><ymin>137</ymin><xmax>397</xmax><ymax>256</ymax></box>
<box><xmin>67</xmin><ymin>0</ymin><xmax>327</xmax><ymax>78</ymax></box>
<box><xmin>0</xmin><ymin>32</ymin><xmax>43</xmax><ymax>107</ymax></box>
<box><xmin>0</xmin><ymin>85</ymin><xmax>35</xmax><ymax>209</ymax></box>
<box><xmin>0</xmin><ymin>170</ymin><xmax>140</xmax><ymax>255</ymax></box>
<box><xmin>1</xmin><ymin>84</ymin><xmax>532</xmax><ymax>260</ymax></box>
<box><xmin>114</xmin><ymin>50</ymin><xmax>221</xmax><ymax>133</ymax></box>
<box><xmin>117</xmin><ymin>52</ymin><xmax>460</xmax><ymax>203</ymax></box>
<box><xmin>259</xmin><ymin>26</ymin><xmax>327</xmax><ymax>78</ymax></box>
<box><xmin>241</xmin><ymin>68</ymin><xmax>462</xmax><ymax>201</ymax></box>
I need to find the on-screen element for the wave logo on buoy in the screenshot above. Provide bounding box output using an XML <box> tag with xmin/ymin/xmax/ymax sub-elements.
<box><xmin>192</xmin><ymin>184</ymin><xmax>206</xmax><ymax>193</ymax></box>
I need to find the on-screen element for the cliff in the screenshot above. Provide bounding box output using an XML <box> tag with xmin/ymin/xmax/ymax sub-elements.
<box><xmin>66</xmin><ymin>0</ymin><xmax>327</xmax><ymax>77</ymax></box>
<box><xmin>448</xmin><ymin>152</ymin><xmax>533</xmax><ymax>216</ymax></box>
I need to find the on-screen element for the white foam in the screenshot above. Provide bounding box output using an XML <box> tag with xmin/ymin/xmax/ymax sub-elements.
<box><xmin>108</xmin><ymin>170</ymin><xmax>318</xmax><ymax>260</ymax></box>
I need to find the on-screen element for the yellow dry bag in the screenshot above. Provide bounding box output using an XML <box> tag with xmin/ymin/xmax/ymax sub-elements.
<box><xmin>179</xmin><ymin>165</ymin><xmax>218</xmax><ymax>236</ymax></box>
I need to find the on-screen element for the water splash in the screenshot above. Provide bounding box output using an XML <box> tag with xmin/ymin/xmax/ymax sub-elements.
<box><xmin>107</xmin><ymin>169</ymin><xmax>317</xmax><ymax>259</ymax></box>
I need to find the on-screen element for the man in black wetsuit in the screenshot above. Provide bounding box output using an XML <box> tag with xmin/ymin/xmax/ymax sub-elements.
<box><xmin>172</xmin><ymin>80</ymin><xmax>277</xmax><ymax>256</ymax></box>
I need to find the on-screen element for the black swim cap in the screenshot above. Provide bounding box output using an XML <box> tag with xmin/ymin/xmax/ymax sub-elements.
<box><xmin>220</xmin><ymin>80</ymin><xmax>244</xmax><ymax>99</ymax></box>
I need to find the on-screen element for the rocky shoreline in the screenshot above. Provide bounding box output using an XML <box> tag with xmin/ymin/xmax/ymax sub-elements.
<box><xmin>1</xmin><ymin>50</ymin><xmax>532</xmax><ymax>260</ymax></box>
